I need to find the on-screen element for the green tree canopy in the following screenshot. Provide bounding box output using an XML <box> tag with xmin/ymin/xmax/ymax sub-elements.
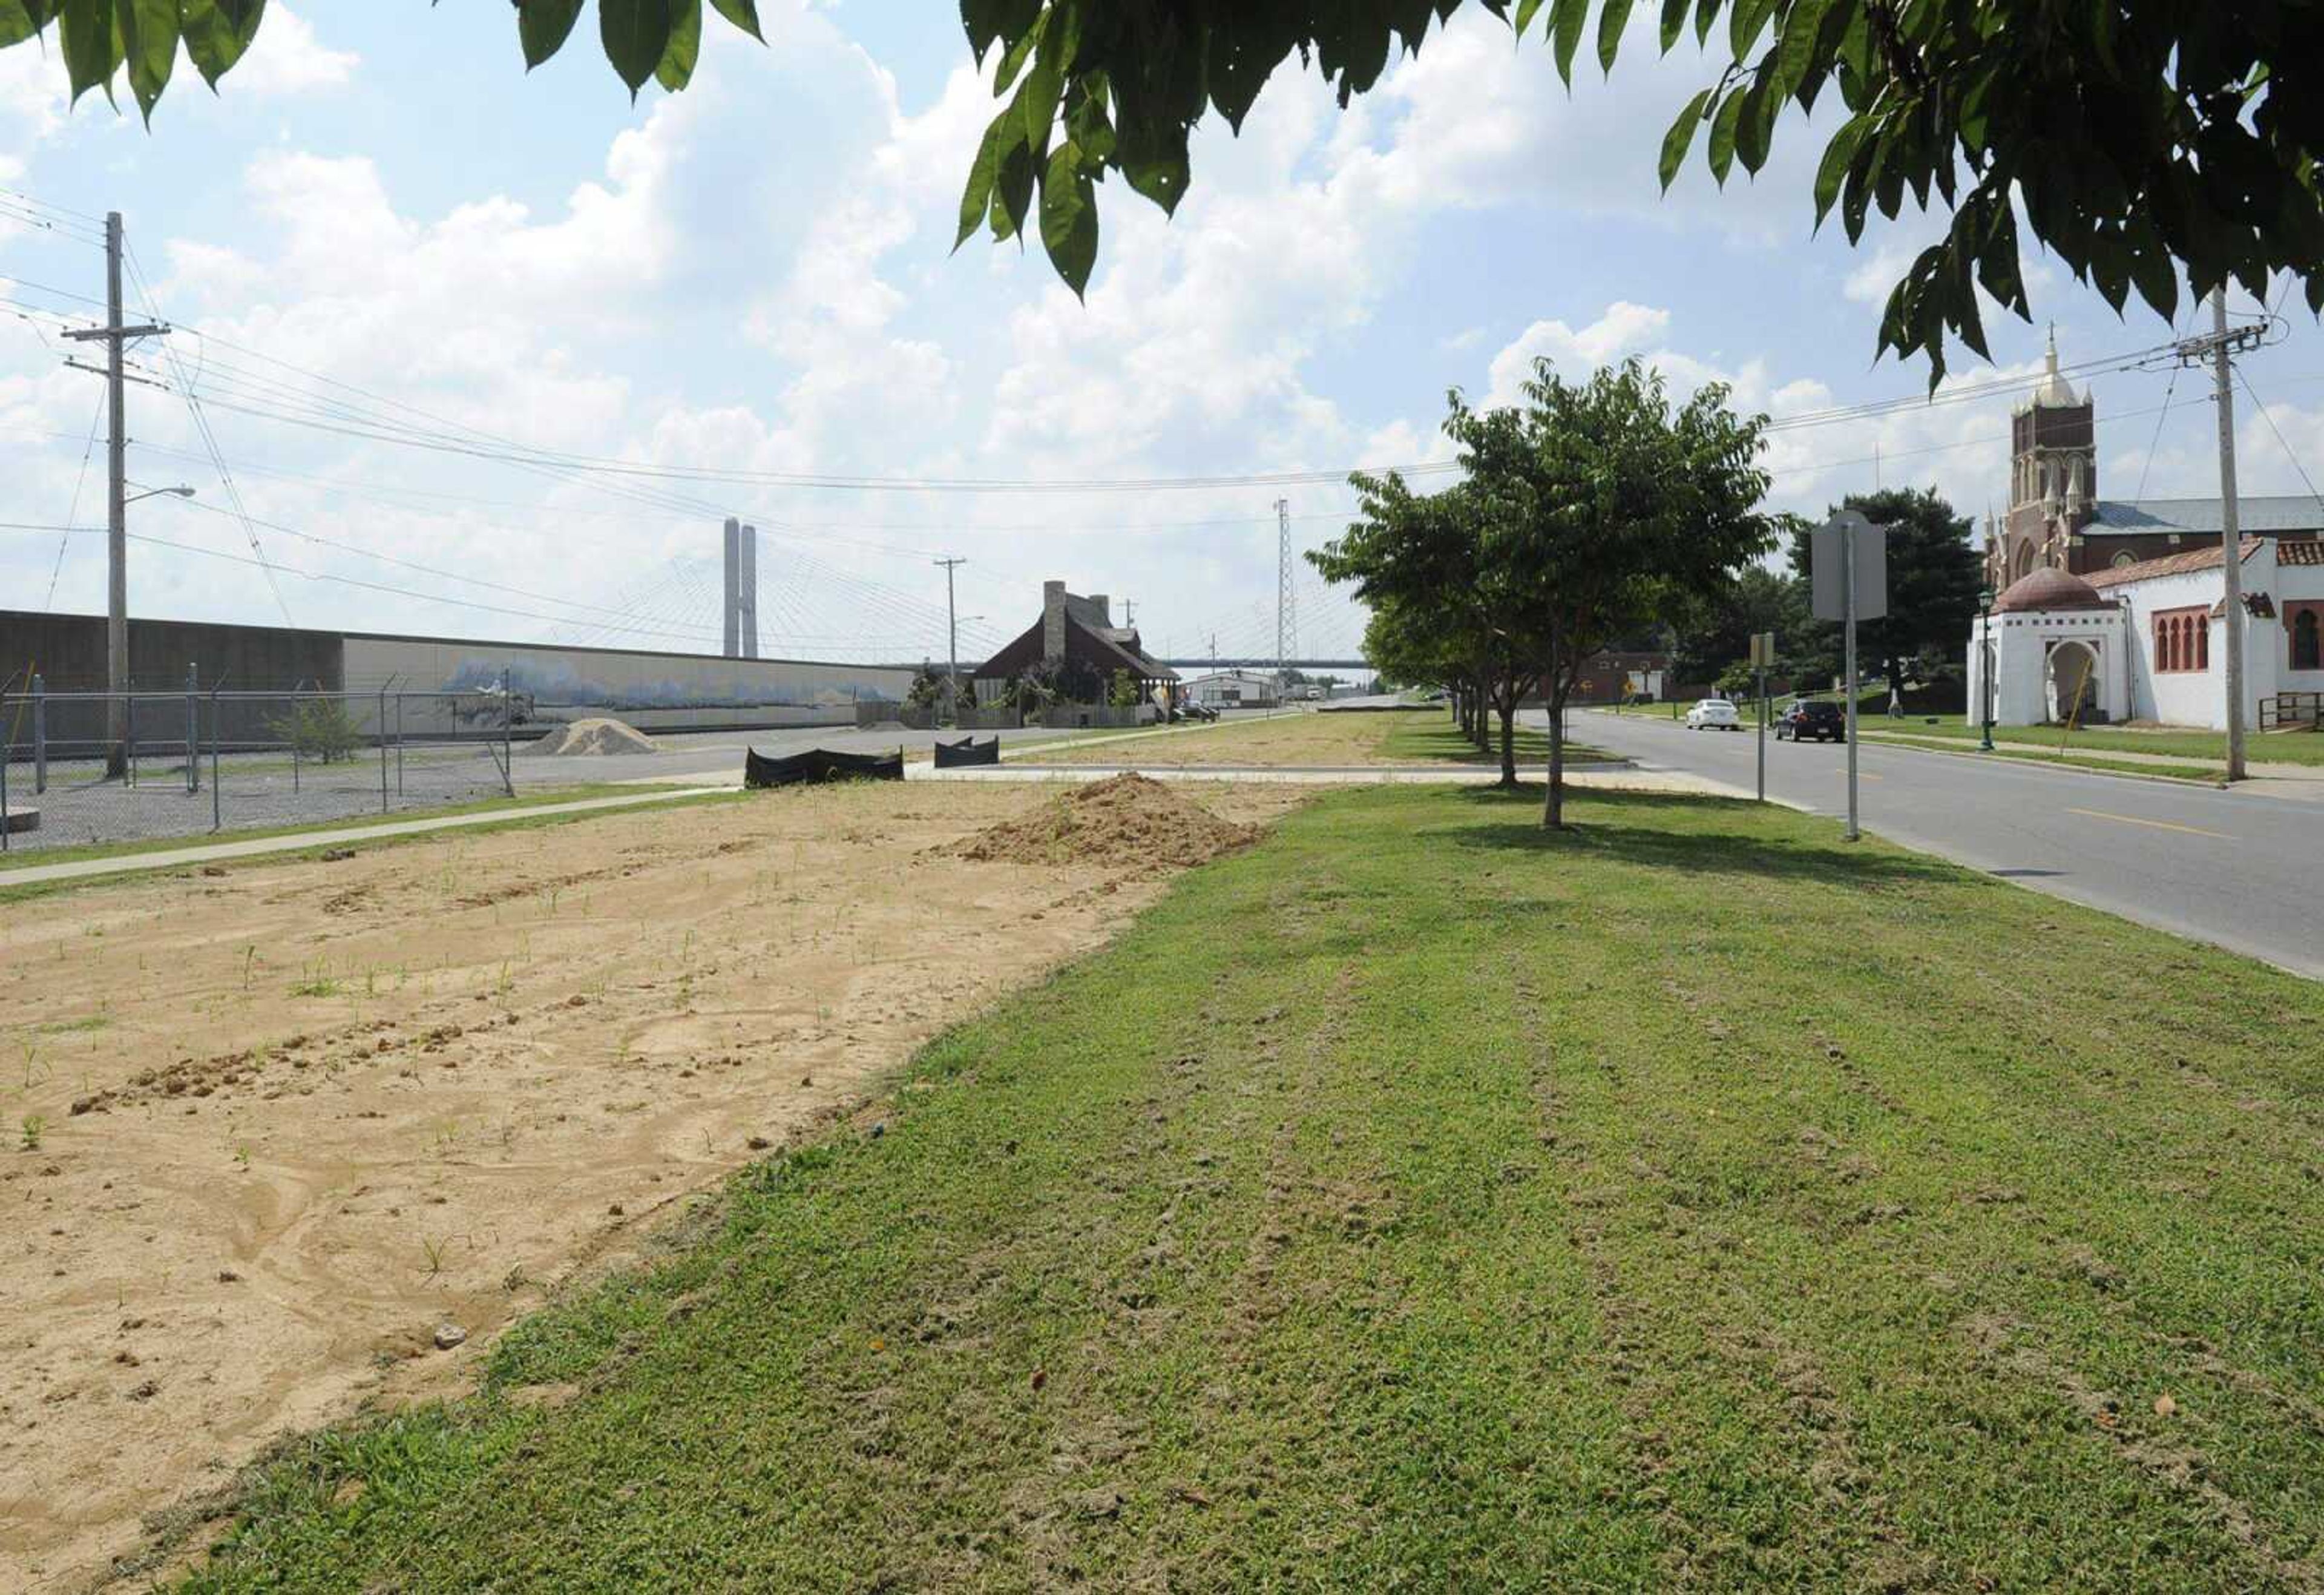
<box><xmin>1313</xmin><ymin>476</ymin><xmax>1543</xmax><ymax>787</ymax></box>
<box><xmin>1786</xmin><ymin>486</ymin><xmax>1982</xmax><ymax>694</ymax></box>
<box><xmin>1316</xmin><ymin>357</ymin><xmax>1779</xmax><ymax>824</ymax></box>
<box><xmin>17</xmin><ymin>2</ymin><xmax>2316</xmax><ymax>381</ymax></box>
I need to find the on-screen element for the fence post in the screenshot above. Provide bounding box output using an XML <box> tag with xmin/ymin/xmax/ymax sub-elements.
<box><xmin>395</xmin><ymin>692</ymin><xmax>405</xmax><ymax>797</ymax></box>
<box><xmin>290</xmin><ymin>683</ymin><xmax>301</xmax><ymax>793</ymax></box>
<box><xmin>185</xmin><ymin>663</ymin><xmax>199</xmax><ymax>794</ymax></box>
<box><xmin>210</xmin><ymin>680</ymin><xmax>223</xmax><ymax>834</ymax></box>
<box><xmin>31</xmin><ymin>673</ymin><xmax>45</xmax><ymax>795</ymax></box>
<box><xmin>2</xmin><ymin>707</ymin><xmax>11</xmax><ymax>855</ymax></box>
<box><xmin>501</xmin><ymin>670</ymin><xmax>514</xmax><ymax>797</ymax></box>
<box><xmin>379</xmin><ymin>686</ymin><xmax>390</xmax><ymax>814</ymax></box>
<box><xmin>127</xmin><ymin>690</ymin><xmax>137</xmax><ymax>787</ymax></box>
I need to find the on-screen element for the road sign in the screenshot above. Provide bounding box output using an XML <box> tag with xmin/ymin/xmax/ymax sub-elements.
<box><xmin>1811</xmin><ymin>512</ymin><xmax>1889</xmax><ymax>843</ymax></box>
<box><xmin>1748</xmin><ymin>631</ymin><xmax>1776</xmax><ymax>669</ymax></box>
<box><xmin>1811</xmin><ymin>512</ymin><xmax>1888</xmax><ymax>622</ymax></box>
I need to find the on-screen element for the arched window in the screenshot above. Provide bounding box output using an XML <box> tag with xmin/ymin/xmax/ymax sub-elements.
<box><xmin>2198</xmin><ymin>617</ymin><xmax>2211</xmax><ymax>671</ymax></box>
<box><xmin>2296</xmin><ymin>610</ymin><xmax>2322</xmax><ymax>672</ymax></box>
<box><xmin>2112</xmin><ymin>550</ymin><xmax>2135</xmax><ymax>569</ymax></box>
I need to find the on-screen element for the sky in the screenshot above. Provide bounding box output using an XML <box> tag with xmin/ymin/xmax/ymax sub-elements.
<box><xmin>3</xmin><ymin>3</ymin><xmax>2321</xmax><ymax>671</ymax></box>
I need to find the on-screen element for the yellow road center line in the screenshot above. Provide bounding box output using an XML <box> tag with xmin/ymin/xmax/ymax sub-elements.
<box><xmin>2064</xmin><ymin>807</ymin><xmax>2235</xmax><ymax>841</ymax></box>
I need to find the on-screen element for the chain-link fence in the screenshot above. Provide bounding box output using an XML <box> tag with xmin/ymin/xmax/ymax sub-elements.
<box><xmin>1</xmin><ymin>674</ymin><xmax>517</xmax><ymax>855</ymax></box>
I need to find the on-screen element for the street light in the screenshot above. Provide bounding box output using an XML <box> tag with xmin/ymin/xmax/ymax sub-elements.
<box><xmin>1977</xmin><ymin>585</ymin><xmax>1997</xmax><ymax>751</ymax></box>
<box><xmin>125</xmin><ymin>484</ymin><xmax>195</xmax><ymax>505</ymax></box>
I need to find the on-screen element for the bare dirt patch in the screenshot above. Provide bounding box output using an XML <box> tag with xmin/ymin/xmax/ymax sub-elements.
<box><xmin>0</xmin><ymin>778</ymin><xmax>1304</xmax><ymax>1591</ymax></box>
<box><xmin>947</xmin><ymin>774</ymin><xmax>1262</xmax><ymax>876</ymax></box>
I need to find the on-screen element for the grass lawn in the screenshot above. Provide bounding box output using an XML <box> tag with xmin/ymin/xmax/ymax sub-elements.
<box><xmin>1859</xmin><ymin>735</ymin><xmax>2224</xmax><ymax>783</ymax></box>
<box><xmin>171</xmin><ymin>784</ymin><xmax>2324</xmax><ymax>1591</ymax></box>
<box><xmin>1041</xmin><ymin>708</ymin><xmax>1613</xmax><ymax>769</ymax></box>
<box><xmin>1841</xmin><ymin>711</ymin><xmax>2324</xmax><ymax>769</ymax></box>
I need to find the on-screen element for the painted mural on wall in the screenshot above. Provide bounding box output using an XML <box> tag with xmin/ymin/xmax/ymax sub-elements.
<box><xmin>343</xmin><ymin>636</ymin><xmax>911</xmax><ymax>715</ymax></box>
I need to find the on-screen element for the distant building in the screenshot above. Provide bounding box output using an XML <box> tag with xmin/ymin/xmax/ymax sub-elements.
<box><xmin>1983</xmin><ymin>331</ymin><xmax>2324</xmax><ymax>586</ymax></box>
<box><xmin>1966</xmin><ymin>540</ymin><xmax>2324</xmax><ymax>728</ymax></box>
<box><xmin>1181</xmin><ymin>669</ymin><xmax>1280</xmax><ymax>708</ymax></box>
<box><xmin>970</xmin><ymin>581</ymin><xmax>1178</xmax><ymax>705</ymax></box>
<box><xmin>1966</xmin><ymin>340</ymin><xmax>2324</xmax><ymax>728</ymax></box>
<box><xmin>1575</xmin><ymin>651</ymin><xmax>1672</xmax><ymax>704</ymax></box>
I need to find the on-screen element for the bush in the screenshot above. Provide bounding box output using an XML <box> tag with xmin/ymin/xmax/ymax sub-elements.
<box><xmin>272</xmin><ymin>698</ymin><xmax>364</xmax><ymax>764</ymax></box>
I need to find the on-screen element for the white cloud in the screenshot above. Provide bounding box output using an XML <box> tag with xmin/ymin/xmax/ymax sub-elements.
<box><xmin>221</xmin><ymin>5</ymin><xmax>358</xmax><ymax>97</ymax></box>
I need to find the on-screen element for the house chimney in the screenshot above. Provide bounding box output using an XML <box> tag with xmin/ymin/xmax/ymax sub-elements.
<box><xmin>1042</xmin><ymin>580</ymin><xmax>1066</xmax><ymax>665</ymax></box>
<box><xmin>1089</xmin><ymin>594</ymin><xmax>1110</xmax><ymax>625</ymax></box>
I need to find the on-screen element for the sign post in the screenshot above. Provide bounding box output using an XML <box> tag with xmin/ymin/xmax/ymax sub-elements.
<box><xmin>1748</xmin><ymin>630</ymin><xmax>1774</xmax><ymax>803</ymax></box>
<box><xmin>1811</xmin><ymin>513</ymin><xmax>1888</xmax><ymax>843</ymax></box>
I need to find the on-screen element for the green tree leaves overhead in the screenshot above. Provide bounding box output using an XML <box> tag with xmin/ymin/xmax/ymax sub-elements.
<box><xmin>937</xmin><ymin>0</ymin><xmax>2324</xmax><ymax>382</ymax></box>
<box><xmin>2</xmin><ymin>0</ymin><xmax>760</xmax><ymax>116</ymax></box>
<box><xmin>13</xmin><ymin>0</ymin><xmax>2320</xmax><ymax>378</ymax></box>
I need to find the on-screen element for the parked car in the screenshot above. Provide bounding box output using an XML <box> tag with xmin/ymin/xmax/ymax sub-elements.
<box><xmin>1180</xmin><ymin>702</ymin><xmax>1219</xmax><ymax>722</ymax></box>
<box><xmin>1684</xmin><ymin>698</ymin><xmax>1742</xmax><ymax>732</ymax></box>
<box><xmin>1775</xmin><ymin>700</ymin><xmax>1847</xmax><ymax>743</ymax></box>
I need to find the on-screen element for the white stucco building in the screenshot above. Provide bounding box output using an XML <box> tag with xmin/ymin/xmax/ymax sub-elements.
<box><xmin>1965</xmin><ymin>539</ymin><xmax>2324</xmax><ymax>729</ymax></box>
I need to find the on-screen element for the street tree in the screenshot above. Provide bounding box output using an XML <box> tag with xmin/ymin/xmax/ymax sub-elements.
<box><xmin>1669</xmin><ymin>561</ymin><xmax>1805</xmax><ymax>689</ymax></box>
<box><xmin>1787</xmin><ymin>487</ymin><xmax>1981</xmax><ymax>699</ymax></box>
<box><xmin>1457</xmin><ymin>358</ymin><xmax>1778</xmax><ymax>826</ymax></box>
<box><xmin>17</xmin><ymin>3</ymin><xmax>2314</xmax><ymax>382</ymax></box>
<box><xmin>1312</xmin><ymin>478</ymin><xmax>1542</xmax><ymax>788</ymax></box>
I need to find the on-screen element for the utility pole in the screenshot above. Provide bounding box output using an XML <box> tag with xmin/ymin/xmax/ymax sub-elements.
<box><xmin>934</xmin><ymin>556</ymin><xmax>966</xmax><ymax>724</ymax></box>
<box><xmin>2174</xmin><ymin>289</ymin><xmax>2265</xmax><ymax>780</ymax></box>
<box><xmin>1275</xmin><ymin>497</ymin><xmax>1294</xmax><ymax>709</ymax></box>
<box><xmin>62</xmin><ymin>212</ymin><xmax>168</xmax><ymax>779</ymax></box>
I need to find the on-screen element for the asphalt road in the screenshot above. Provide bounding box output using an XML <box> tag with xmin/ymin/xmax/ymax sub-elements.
<box><xmin>1561</xmin><ymin>708</ymin><xmax>2324</xmax><ymax>981</ymax></box>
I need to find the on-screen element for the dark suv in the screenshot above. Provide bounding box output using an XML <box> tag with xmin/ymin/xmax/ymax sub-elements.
<box><xmin>1776</xmin><ymin>701</ymin><xmax>1847</xmax><ymax>743</ymax></box>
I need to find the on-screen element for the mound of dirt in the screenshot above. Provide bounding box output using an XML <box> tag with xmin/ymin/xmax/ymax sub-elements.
<box><xmin>523</xmin><ymin>717</ymin><xmax>660</xmax><ymax>757</ymax></box>
<box><xmin>950</xmin><ymin>774</ymin><xmax>1261</xmax><ymax>875</ymax></box>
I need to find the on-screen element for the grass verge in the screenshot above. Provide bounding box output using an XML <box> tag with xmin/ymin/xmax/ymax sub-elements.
<box><xmin>174</xmin><ymin>786</ymin><xmax>2324</xmax><ymax>1591</ymax></box>
<box><xmin>1855</xmin><ymin>734</ymin><xmax>2225</xmax><ymax>783</ymax></box>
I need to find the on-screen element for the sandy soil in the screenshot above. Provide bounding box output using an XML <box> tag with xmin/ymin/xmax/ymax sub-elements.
<box><xmin>0</xmin><ymin>780</ymin><xmax>1305</xmax><ymax>1591</ymax></box>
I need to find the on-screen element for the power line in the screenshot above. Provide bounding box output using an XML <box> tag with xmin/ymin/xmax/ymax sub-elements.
<box><xmin>44</xmin><ymin>390</ymin><xmax>107</xmax><ymax>610</ymax></box>
<box><xmin>2234</xmin><ymin>367</ymin><xmax>2324</xmax><ymax>510</ymax></box>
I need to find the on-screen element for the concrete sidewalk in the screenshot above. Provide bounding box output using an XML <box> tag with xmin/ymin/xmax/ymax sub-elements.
<box><xmin>0</xmin><ymin>786</ymin><xmax>727</xmax><ymax>889</ymax></box>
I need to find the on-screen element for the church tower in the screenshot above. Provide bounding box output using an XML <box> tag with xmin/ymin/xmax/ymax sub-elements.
<box><xmin>2000</xmin><ymin>329</ymin><xmax>2098</xmax><ymax>582</ymax></box>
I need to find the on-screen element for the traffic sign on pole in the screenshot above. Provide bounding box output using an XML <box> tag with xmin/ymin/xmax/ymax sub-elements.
<box><xmin>1811</xmin><ymin>514</ymin><xmax>1888</xmax><ymax>843</ymax></box>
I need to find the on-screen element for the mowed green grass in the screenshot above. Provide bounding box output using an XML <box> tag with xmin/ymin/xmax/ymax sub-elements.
<box><xmin>1375</xmin><ymin>711</ymin><xmax>1615</xmax><ymax>766</ymax></box>
<box><xmin>1848</xmin><ymin>711</ymin><xmax>2324</xmax><ymax>768</ymax></box>
<box><xmin>179</xmin><ymin>787</ymin><xmax>2324</xmax><ymax>1592</ymax></box>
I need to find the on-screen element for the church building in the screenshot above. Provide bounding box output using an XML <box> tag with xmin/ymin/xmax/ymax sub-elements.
<box><xmin>1965</xmin><ymin>337</ymin><xmax>2324</xmax><ymax>730</ymax></box>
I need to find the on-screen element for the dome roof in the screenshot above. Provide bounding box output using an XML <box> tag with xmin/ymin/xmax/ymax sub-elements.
<box><xmin>1994</xmin><ymin>567</ymin><xmax>2110</xmax><ymax>613</ymax></box>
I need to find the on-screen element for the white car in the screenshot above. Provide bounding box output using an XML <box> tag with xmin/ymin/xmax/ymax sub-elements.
<box><xmin>1684</xmin><ymin>698</ymin><xmax>1742</xmax><ymax>731</ymax></box>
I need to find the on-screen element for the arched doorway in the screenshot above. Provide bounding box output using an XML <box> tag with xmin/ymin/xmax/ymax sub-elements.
<box><xmin>2047</xmin><ymin>640</ymin><xmax>2099</xmax><ymax>723</ymax></box>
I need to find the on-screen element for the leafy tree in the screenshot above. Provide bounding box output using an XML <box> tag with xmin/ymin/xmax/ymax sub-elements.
<box><xmin>944</xmin><ymin>1</ymin><xmax>2323</xmax><ymax>378</ymax></box>
<box><xmin>271</xmin><ymin>697</ymin><xmax>362</xmax><ymax>765</ymax></box>
<box><xmin>1785</xmin><ymin>487</ymin><xmax>1981</xmax><ymax>696</ymax></box>
<box><xmin>1670</xmin><ymin>561</ymin><xmax>1802</xmax><ymax>686</ymax></box>
<box><xmin>22</xmin><ymin>4</ymin><xmax>2315</xmax><ymax>378</ymax></box>
<box><xmin>1108</xmin><ymin>668</ymin><xmax>1143</xmax><ymax>708</ymax></box>
<box><xmin>1313</xmin><ymin>478</ymin><xmax>1541</xmax><ymax>788</ymax></box>
<box><xmin>1457</xmin><ymin>357</ymin><xmax>1778</xmax><ymax>825</ymax></box>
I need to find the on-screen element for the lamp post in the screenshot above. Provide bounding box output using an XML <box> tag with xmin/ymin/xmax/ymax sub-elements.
<box><xmin>1977</xmin><ymin>585</ymin><xmax>1997</xmax><ymax>751</ymax></box>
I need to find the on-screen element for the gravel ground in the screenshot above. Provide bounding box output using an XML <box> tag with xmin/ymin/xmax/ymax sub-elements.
<box><xmin>1</xmin><ymin>746</ymin><xmax>513</xmax><ymax>852</ymax></box>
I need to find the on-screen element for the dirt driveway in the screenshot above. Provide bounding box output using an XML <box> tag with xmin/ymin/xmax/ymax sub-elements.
<box><xmin>0</xmin><ymin>780</ymin><xmax>1302</xmax><ymax>1591</ymax></box>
